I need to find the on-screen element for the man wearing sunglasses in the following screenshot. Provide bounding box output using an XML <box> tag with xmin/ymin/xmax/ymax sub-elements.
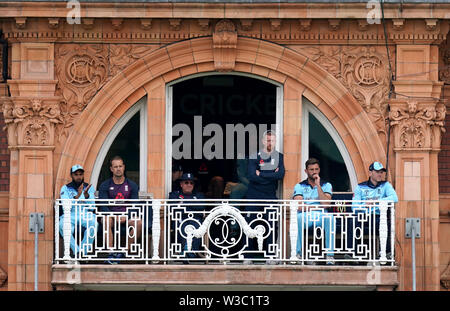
<box><xmin>169</xmin><ymin>173</ymin><xmax>205</xmax><ymax>261</ymax></box>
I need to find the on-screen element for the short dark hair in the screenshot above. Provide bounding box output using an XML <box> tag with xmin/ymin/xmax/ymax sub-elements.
<box><xmin>305</xmin><ymin>158</ymin><xmax>320</xmax><ymax>169</ymax></box>
<box><xmin>109</xmin><ymin>155</ymin><xmax>124</xmax><ymax>167</ymax></box>
<box><xmin>263</xmin><ymin>129</ymin><xmax>276</xmax><ymax>137</ymax></box>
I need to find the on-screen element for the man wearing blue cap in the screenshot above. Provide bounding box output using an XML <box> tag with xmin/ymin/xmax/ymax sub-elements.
<box><xmin>169</xmin><ymin>173</ymin><xmax>205</xmax><ymax>261</ymax></box>
<box><xmin>59</xmin><ymin>164</ymin><xmax>97</xmax><ymax>257</ymax></box>
<box><xmin>347</xmin><ymin>161</ymin><xmax>398</xmax><ymax>261</ymax></box>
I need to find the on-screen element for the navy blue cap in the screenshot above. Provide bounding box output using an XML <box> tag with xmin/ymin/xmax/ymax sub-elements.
<box><xmin>179</xmin><ymin>173</ymin><xmax>195</xmax><ymax>181</ymax></box>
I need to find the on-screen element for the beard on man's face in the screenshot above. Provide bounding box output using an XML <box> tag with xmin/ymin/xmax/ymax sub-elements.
<box><xmin>72</xmin><ymin>178</ymin><xmax>85</xmax><ymax>188</ymax></box>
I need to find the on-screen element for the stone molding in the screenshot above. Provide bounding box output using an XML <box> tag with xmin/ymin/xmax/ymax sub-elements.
<box><xmin>1</xmin><ymin>17</ymin><xmax>448</xmax><ymax>45</ymax></box>
<box><xmin>389</xmin><ymin>99</ymin><xmax>446</xmax><ymax>151</ymax></box>
<box><xmin>212</xmin><ymin>19</ymin><xmax>237</xmax><ymax>72</ymax></box>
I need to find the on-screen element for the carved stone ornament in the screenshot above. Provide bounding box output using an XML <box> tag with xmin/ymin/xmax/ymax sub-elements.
<box><xmin>441</xmin><ymin>262</ymin><xmax>450</xmax><ymax>289</ymax></box>
<box><xmin>298</xmin><ymin>45</ymin><xmax>393</xmax><ymax>146</ymax></box>
<box><xmin>0</xmin><ymin>266</ymin><xmax>6</xmax><ymax>287</ymax></box>
<box><xmin>1</xmin><ymin>97</ymin><xmax>62</xmax><ymax>146</ymax></box>
<box><xmin>109</xmin><ymin>44</ymin><xmax>157</xmax><ymax>77</ymax></box>
<box><xmin>55</xmin><ymin>44</ymin><xmax>107</xmax><ymax>140</ymax></box>
<box><xmin>389</xmin><ymin>99</ymin><xmax>446</xmax><ymax>150</ymax></box>
<box><xmin>213</xmin><ymin>19</ymin><xmax>238</xmax><ymax>72</ymax></box>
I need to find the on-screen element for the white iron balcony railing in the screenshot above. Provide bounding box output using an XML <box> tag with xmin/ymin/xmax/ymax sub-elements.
<box><xmin>54</xmin><ymin>199</ymin><xmax>395</xmax><ymax>266</ymax></box>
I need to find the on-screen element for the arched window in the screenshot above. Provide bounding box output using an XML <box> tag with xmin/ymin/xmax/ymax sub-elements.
<box><xmin>91</xmin><ymin>97</ymin><xmax>147</xmax><ymax>191</ymax></box>
<box><xmin>301</xmin><ymin>97</ymin><xmax>357</xmax><ymax>192</ymax></box>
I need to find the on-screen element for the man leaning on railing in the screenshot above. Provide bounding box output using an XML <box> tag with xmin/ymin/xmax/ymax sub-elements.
<box><xmin>293</xmin><ymin>158</ymin><xmax>335</xmax><ymax>265</ymax></box>
<box><xmin>59</xmin><ymin>164</ymin><xmax>97</xmax><ymax>257</ymax></box>
<box><xmin>348</xmin><ymin>161</ymin><xmax>398</xmax><ymax>262</ymax></box>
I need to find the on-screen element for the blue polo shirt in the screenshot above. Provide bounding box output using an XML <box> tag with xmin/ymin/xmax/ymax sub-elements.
<box><xmin>352</xmin><ymin>180</ymin><xmax>398</xmax><ymax>214</ymax></box>
<box><xmin>293</xmin><ymin>179</ymin><xmax>333</xmax><ymax>205</ymax></box>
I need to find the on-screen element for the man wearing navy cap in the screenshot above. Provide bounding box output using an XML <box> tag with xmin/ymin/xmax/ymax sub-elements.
<box><xmin>347</xmin><ymin>161</ymin><xmax>398</xmax><ymax>261</ymax></box>
<box><xmin>59</xmin><ymin>164</ymin><xmax>97</xmax><ymax>257</ymax></box>
<box><xmin>169</xmin><ymin>173</ymin><xmax>205</xmax><ymax>260</ymax></box>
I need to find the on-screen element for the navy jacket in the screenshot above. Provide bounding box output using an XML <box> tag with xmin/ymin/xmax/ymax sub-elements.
<box><xmin>246</xmin><ymin>150</ymin><xmax>285</xmax><ymax>199</ymax></box>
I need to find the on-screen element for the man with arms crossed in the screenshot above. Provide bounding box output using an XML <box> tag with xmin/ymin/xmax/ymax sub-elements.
<box><xmin>293</xmin><ymin>158</ymin><xmax>335</xmax><ymax>265</ymax></box>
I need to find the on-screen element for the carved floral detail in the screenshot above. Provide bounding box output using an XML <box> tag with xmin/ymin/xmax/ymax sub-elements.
<box><xmin>1</xmin><ymin>97</ymin><xmax>62</xmax><ymax>146</ymax></box>
<box><xmin>55</xmin><ymin>44</ymin><xmax>108</xmax><ymax>140</ymax></box>
<box><xmin>341</xmin><ymin>47</ymin><xmax>392</xmax><ymax>143</ymax></box>
<box><xmin>389</xmin><ymin>100</ymin><xmax>446</xmax><ymax>149</ymax></box>
<box><xmin>109</xmin><ymin>44</ymin><xmax>157</xmax><ymax>77</ymax></box>
<box><xmin>300</xmin><ymin>46</ymin><xmax>393</xmax><ymax>144</ymax></box>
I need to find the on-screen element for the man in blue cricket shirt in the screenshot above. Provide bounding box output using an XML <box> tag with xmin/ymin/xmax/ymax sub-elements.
<box><xmin>245</xmin><ymin>130</ymin><xmax>285</xmax><ymax>261</ymax></box>
<box><xmin>59</xmin><ymin>164</ymin><xmax>97</xmax><ymax>257</ymax></box>
<box><xmin>169</xmin><ymin>173</ymin><xmax>205</xmax><ymax>260</ymax></box>
<box><xmin>293</xmin><ymin>158</ymin><xmax>335</xmax><ymax>265</ymax></box>
<box><xmin>348</xmin><ymin>161</ymin><xmax>398</xmax><ymax>260</ymax></box>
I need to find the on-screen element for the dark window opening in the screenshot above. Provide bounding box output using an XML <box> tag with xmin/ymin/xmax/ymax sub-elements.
<box><xmin>98</xmin><ymin>113</ymin><xmax>140</xmax><ymax>186</ymax></box>
<box><xmin>172</xmin><ymin>75</ymin><xmax>277</xmax><ymax>198</ymax></box>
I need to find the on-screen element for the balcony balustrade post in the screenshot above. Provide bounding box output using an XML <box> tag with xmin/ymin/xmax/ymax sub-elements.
<box><xmin>379</xmin><ymin>201</ymin><xmax>388</xmax><ymax>264</ymax></box>
<box><xmin>390</xmin><ymin>204</ymin><xmax>395</xmax><ymax>264</ymax></box>
<box><xmin>62</xmin><ymin>199</ymin><xmax>72</xmax><ymax>262</ymax></box>
<box><xmin>289</xmin><ymin>200</ymin><xmax>298</xmax><ymax>262</ymax></box>
<box><xmin>152</xmin><ymin>200</ymin><xmax>161</xmax><ymax>261</ymax></box>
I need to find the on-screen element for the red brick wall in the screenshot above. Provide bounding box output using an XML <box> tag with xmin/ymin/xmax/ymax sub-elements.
<box><xmin>439</xmin><ymin>87</ymin><xmax>450</xmax><ymax>194</ymax></box>
<box><xmin>0</xmin><ymin>113</ymin><xmax>8</xmax><ymax>192</ymax></box>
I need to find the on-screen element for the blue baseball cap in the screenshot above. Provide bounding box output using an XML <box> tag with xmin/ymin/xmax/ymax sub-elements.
<box><xmin>70</xmin><ymin>164</ymin><xmax>84</xmax><ymax>173</ymax></box>
<box><xmin>369</xmin><ymin>161</ymin><xmax>386</xmax><ymax>172</ymax></box>
<box><xmin>179</xmin><ymin>173</ymin><xmax>195</xmax><ymax>181</ymax></box>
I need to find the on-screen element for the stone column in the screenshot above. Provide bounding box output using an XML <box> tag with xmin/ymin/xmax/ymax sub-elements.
<box><xmin>390</xmin><ymin>38</ymin><xmax>446</xmax><ymax>290</ymax></box>
<box><xmin>1</xmin><ymin>42</ymin><xmax>60</xmax><ymax>290</ymax></box>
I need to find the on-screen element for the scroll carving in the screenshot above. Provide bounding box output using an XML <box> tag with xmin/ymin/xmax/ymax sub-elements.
<box><xmin>55</xmin><ymin>44</ymin><xmax>108</xmax><ymax>140</ymax></box>
<box><xmin>389</xmin><ymin>100</ymin><xmax>446</xmax><ymax>150</ymax></box>
<box><xmin>300</xmin><ymin>46</ymin><xmax>393</xmax><ymax>145</ymax></box>
<box><xmin>213</xmin><ymin>19</ymin><xmax>237</xmax><ymax>72</ymax></box>
<box><xmin>109</xmin><ymin>44</ymin><xmax>157</xmax><ymax>77</ymax></box>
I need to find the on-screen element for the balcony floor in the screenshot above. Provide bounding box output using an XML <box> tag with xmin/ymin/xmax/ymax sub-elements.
<box><xmin>52</xmin><ymin>263</ymin><xmax>398</xmax><ymax>291</ymax></box>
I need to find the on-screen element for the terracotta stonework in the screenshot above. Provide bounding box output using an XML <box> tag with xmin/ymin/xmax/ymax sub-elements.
<box><xmin>0</xmin><ymin>2</ymin><xmax>448</xmax><ymax>291</ymax></box>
